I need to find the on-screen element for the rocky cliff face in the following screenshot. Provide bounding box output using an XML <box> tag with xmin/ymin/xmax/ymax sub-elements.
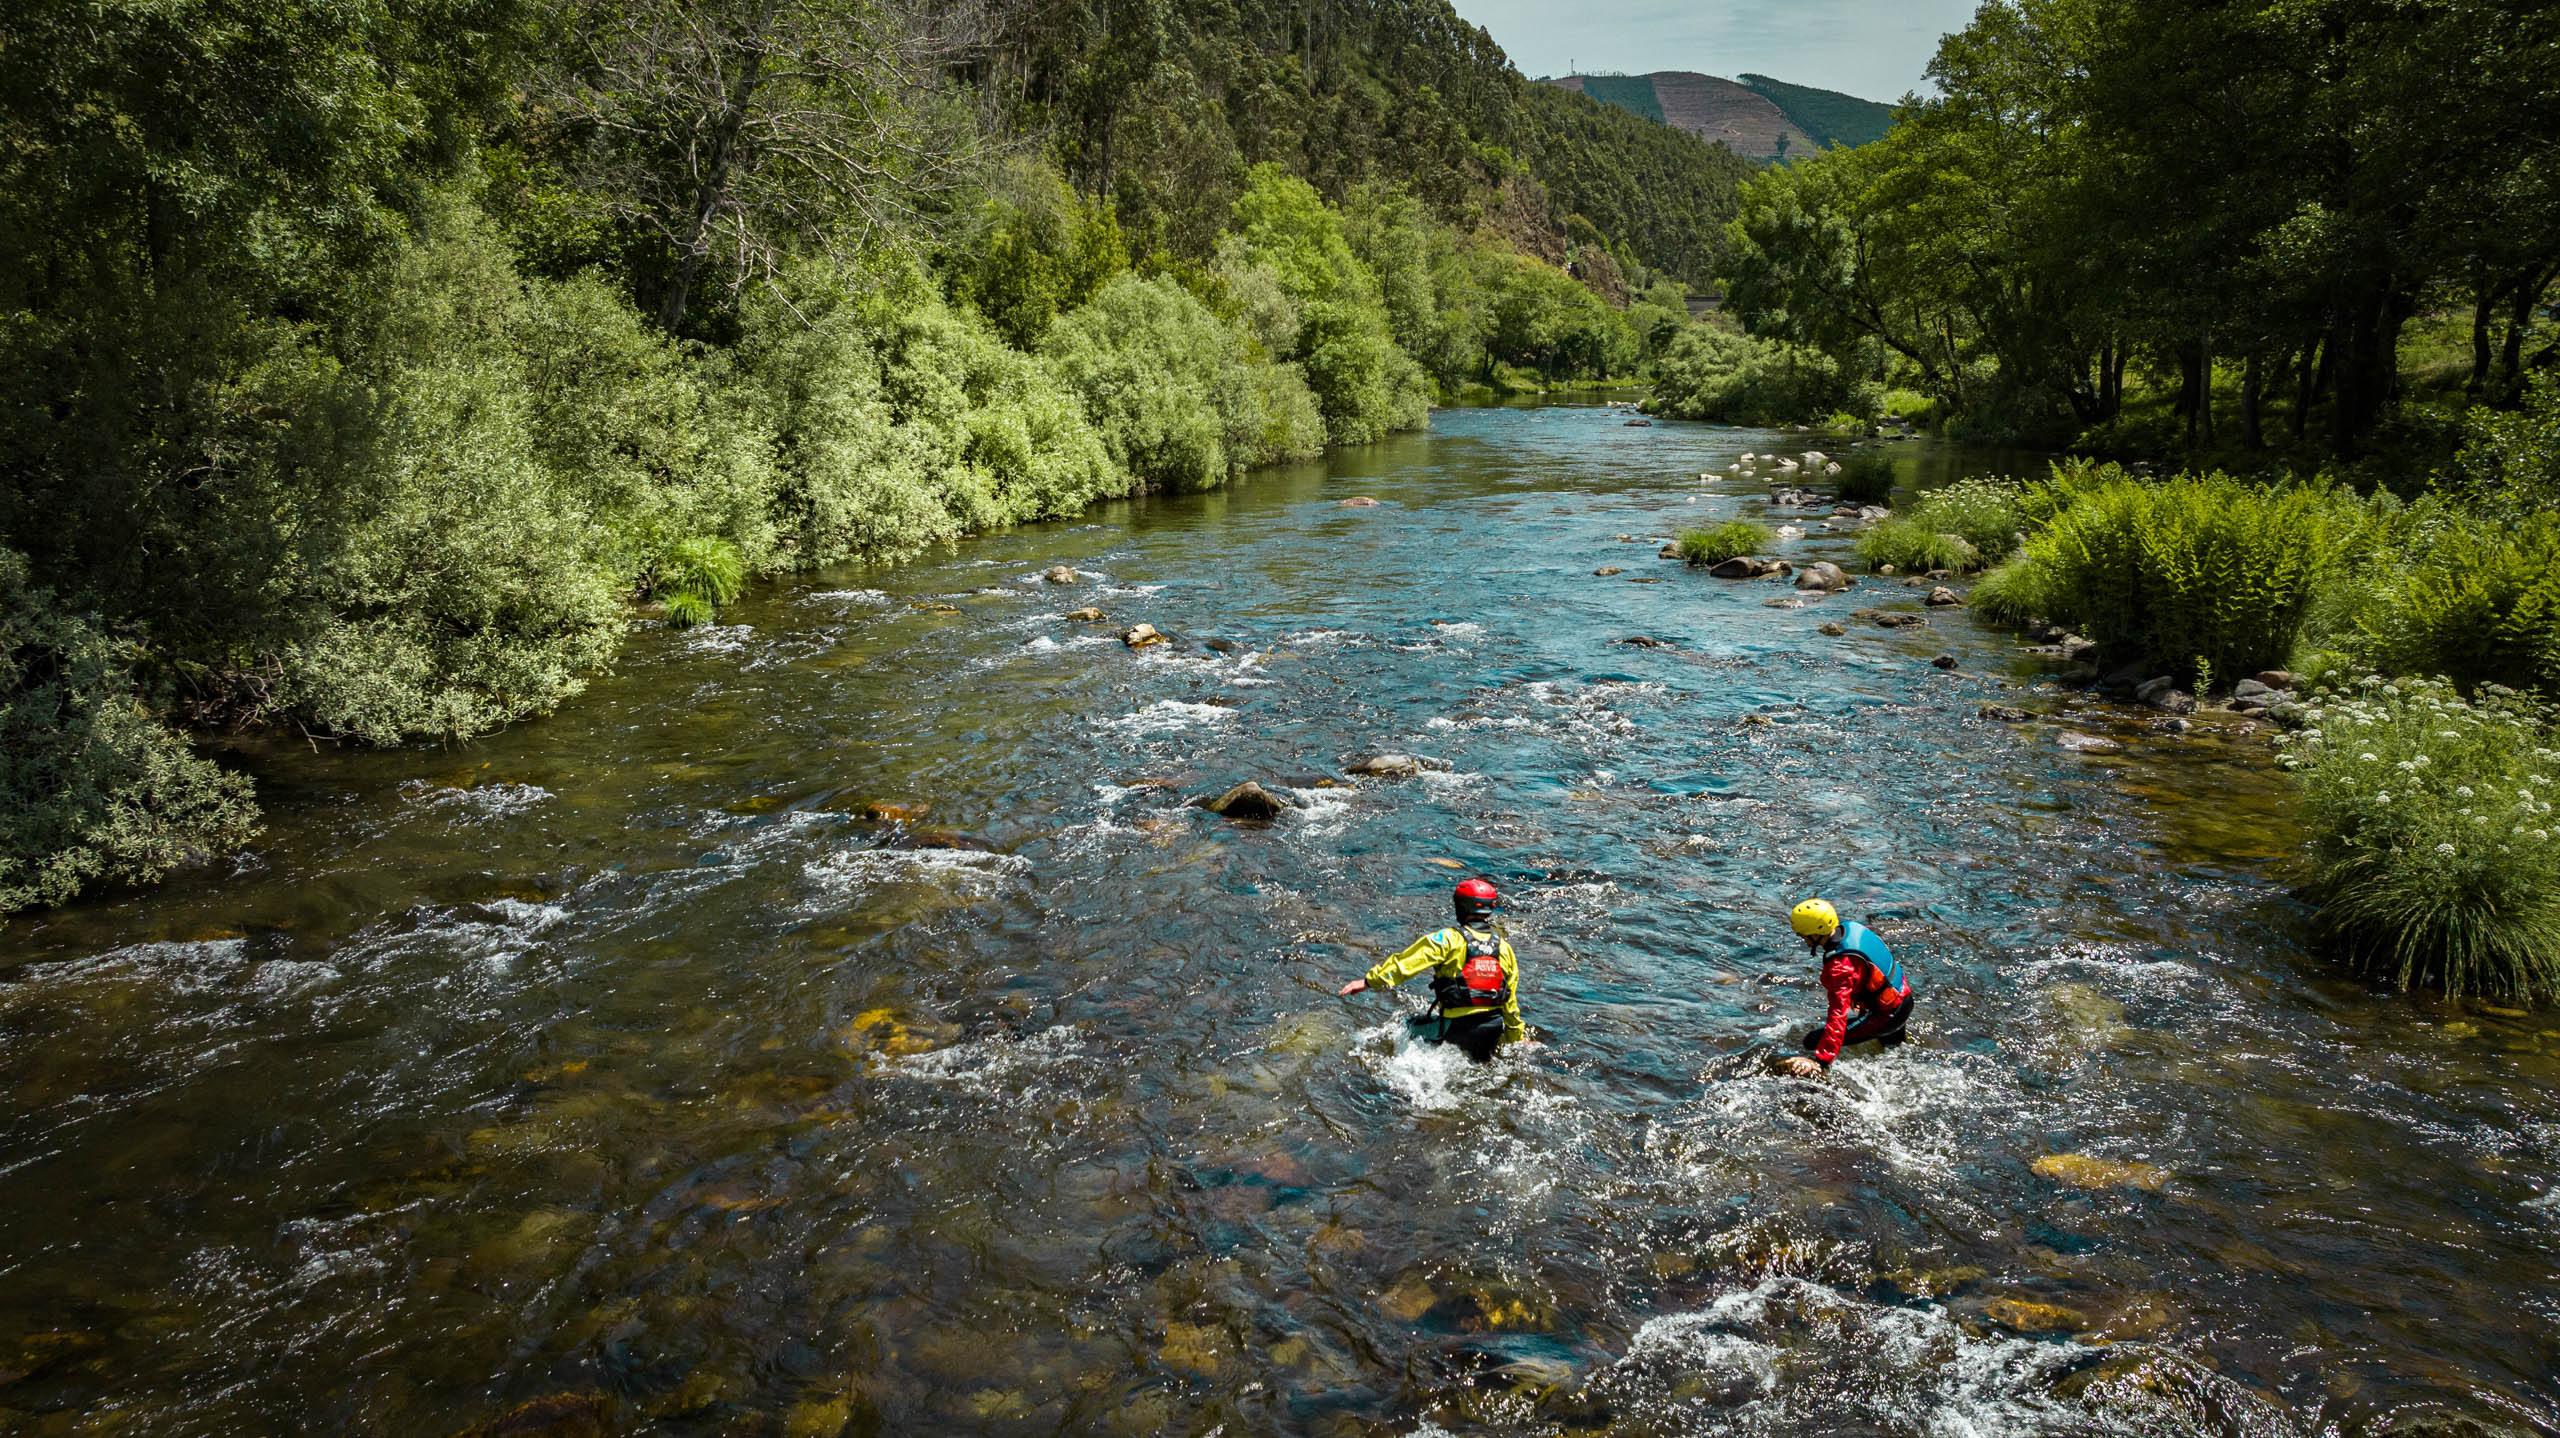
<box><xmin>1547</xmin><ymin>72</ymin><xmax>1889</xmax><ymax>162</ymax></box>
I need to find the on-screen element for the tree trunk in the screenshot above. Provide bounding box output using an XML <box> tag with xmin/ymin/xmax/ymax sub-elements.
<box><xmin>658</xmin><ymin>11</ymin><xmax>776</xmax><ymax>333</ymax></box>
<box><xmin>2469</xmin><ymin>280</ymin><xmax>2497</xmax><ymax>397</ymax></box>
<box><xmin>2498</xmin><ymin>264</ymin><xmax>2552</xmax><ymax>403</ymax></box>
<box><xmin>2240</xmin><ymin>351</ymin><xmax>2263</xmax><ymax>449</ymax></box>
<box><xmin>2294</xmin><ymin>339</ymin><xmax>2323</xmax><ymax>443</ymax></box>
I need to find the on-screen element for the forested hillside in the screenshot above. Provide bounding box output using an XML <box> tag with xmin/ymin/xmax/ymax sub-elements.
<box><xmin>0</xmin><ymin>0</ymin><xmax>1747</xmax><ymax>908</ymax></box>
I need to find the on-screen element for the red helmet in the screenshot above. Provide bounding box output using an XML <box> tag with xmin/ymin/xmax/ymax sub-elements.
<box><xmin>1454</xmin><ymin>878</ymin><xmax>1500</xmax><ymax>921</ymax></box>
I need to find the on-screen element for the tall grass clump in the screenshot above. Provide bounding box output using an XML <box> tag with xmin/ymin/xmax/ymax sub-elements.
<box><xmin>2277</xmin><ymin>676</ymin><xmax>2560</xmax><ymax>1000</ymax></box>
<box><xmin>654</xmin><ymin>537</ymin><xmax>745</xmax><ymax>627</ymax></box>
<box><xmin>1994</xmin><ymin>463</ymin><xmax>2365</xmax><ymax>684</ymax></box>
<box><xmin>1856</xmin><ymin>521</ymin><xmax>1978</xmax><ymax>574</ymax></box>
<box><xmin>1677</xmin><ymin>519</ymin><xmax>1774</xmax><ymax>565</ymax></box>
<box><xmin>1857</xmin><ymin>478</ymin><xmax>2023</xmax><ymax>574</ymax></box>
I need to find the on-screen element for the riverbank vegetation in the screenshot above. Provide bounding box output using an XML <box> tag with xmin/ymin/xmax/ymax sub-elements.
<box><xmin>0</xmin><ymin>0</ymin><xmax>1774</xmax><ymax>907</ymax></box>
<box><xmin>1676</xmin><ymin>520</ymin><xmax>1775</xmax><ymax>567</ymax></box>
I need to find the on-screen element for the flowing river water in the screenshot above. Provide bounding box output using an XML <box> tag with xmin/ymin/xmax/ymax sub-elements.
<box><xmin>3</xmin><ymin>406</ymin><xmax>2557</xmax><ymax>1437</ymax></box>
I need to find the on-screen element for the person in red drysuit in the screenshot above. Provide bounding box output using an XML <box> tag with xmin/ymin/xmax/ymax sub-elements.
<box><xmin>1777</xmin><ymin>898</ymin><xmax>1915</xmax><ymax>1078</ymax></box>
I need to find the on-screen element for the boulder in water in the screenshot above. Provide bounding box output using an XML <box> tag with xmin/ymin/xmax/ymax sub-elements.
<box><xmin>1982</xmin><ymin>1297</ymin><xmax>2089</xmax><ymax>1333</ymax></box>
<box><xmin>859</xmin><ymin>801</ymin><xmax>927</xmax><ymax>822</ymax></box>
<box><xmin>1339</xmin><ymin>496</ymin><xmax>1381</xmax><ymax>508</ymax></box>
<box><xmin>1345</xmin><ymin>754</ymin><xmax>1425</xmax><ymax>778</ymax></box>
<box><xmin>1930</xmin><ymin>653</ymin><xmax>1958</xmax><ymax>669</ymax></box>
<box><xmin>1064</xmin><ymin>606</ymin><xmax>1104</xmax><ymax>623</ymax></box>
<box><xmin>1593</xmin><ymin>566</ymin><xmax>1623</xmax><ymax>576</ymax></box>
<box><xmin>1042</xmin><ymin>565</ymin><xmax>1080</xmax><ymax>584</ymax></box>
<box><xmin>1198</xmin><ymin>781</ymin><xmax>1292</xmax><ymax>820</ymax></box>
<box><xmin>1764</xmin><ymin>597</ymin><xmax>1804</xmax><ymax>609</ymax></box>
<box><xmin>1623</xmin><ymin>417</ymin><xmax>1652</xmax><ymax>427</ymax></box>
<box><xmin>1979</xmin><ymin>704</ymin><xmax>2031</xmax><ymax>722</ymax></box>
<box><xmin>1122</xmin><ymin>623</ymin><xmax>1166</xmax><ymax>649</ymax></box>
<box><xmin>1659</xmin><ymin>543</ymin><xmax>1682</xmax><ymax>559</ymax></box>
<box><xmin>1925</xmin><ymin>586</ymin><xmax>1963</xmax><ymax>607</ymax></box>
<box><xmin>1818</xmin><ymin>621</ymin><xmax>1846</xmax><ymax>636</ymax></box>
<box><xmin>2145</xmin><ymin>687</ymin><xmax>2198</xmax><ymax>715</ymax></box>
<box><xmin>1707</xmin><ymin>556</ymin><xmax>1763</xmax><ymax>579</ymax></box>
<box><xmin>2055</xmin><ymin>731</ymin><xmax>2122</xmax><ymax>753</ymax></box>
<box><xmin>1619</xmin><ymin>635</ymin><xmax>1670</xmax><ymax>647</ymax></box>
<box><xmin>1871</xmin><ymin>612</ymin><xmax>1926</xmax><ymax>629</ymax></box>
<box><xmin>1794</xmin><ymin>561</ymin><xmax>1852</xmax><ymax>593</ymax></box>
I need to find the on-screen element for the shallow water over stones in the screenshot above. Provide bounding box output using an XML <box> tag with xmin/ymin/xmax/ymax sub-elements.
<box><xmin>2</xmin><ymin>408</ymin><xmax>2556</xmax><ymax>1436</ymax></box>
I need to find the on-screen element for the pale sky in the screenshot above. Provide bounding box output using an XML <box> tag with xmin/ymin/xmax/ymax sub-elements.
<box><xmin>1447</xmin><ymin>0</ymin><xmax>1986</xmax><ymax>104</ymax></box>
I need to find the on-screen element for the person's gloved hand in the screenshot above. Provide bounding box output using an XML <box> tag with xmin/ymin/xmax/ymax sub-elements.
<box><xmin>1778</xmin><ymin>1055</ymin><xmax>1824</xmax><ymax>1078</ymax></box>
<box><xmin>1337</xmin><ymin>979</ymin><xmax>1368</xmax><ymax>996</ymax></box>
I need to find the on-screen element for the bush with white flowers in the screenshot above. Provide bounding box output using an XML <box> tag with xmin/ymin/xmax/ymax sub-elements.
<box><xmin>2274</xmin><ymin>675</ymin><xmax>2560</xmax><ymax>998</ymax></box>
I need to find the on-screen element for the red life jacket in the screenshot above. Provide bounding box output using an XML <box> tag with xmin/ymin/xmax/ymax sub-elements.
<box><xmin>1432</xmin><ymin>927</ymin><xmax>1511</xmax><ymax>1011</ymax></box>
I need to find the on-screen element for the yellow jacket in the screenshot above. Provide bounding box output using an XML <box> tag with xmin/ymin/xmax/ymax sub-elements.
<box><xmin>1365</xmin><ymin>925</ymin><xmax>1526</xmax><ymax>1043</ymax></box>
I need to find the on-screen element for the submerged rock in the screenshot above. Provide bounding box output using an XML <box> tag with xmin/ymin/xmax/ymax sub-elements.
<box><xmin>1346</xmin><ymin>754</ymin><xmax>1425</xmax><ymax>778</ymax></box>
<box><xmin>1818</xmin><ymin>622</ymin><xmax>1846</xmax><ymax>636</ymax></box>
<box><xmin>1982</xmin><ymin>1297</ymin><xmax>2089</xmax><ymax>1333</ymax></box>
<box><xmin>1198</xmin><ymin>781</ymin><xmax>1292</xmax><ymax>820</ymax></box>
<box><xmin>1765</xmin><ymin>597</ymin><xmax>1804</xmax><ymax>609</ymax></box>
<box><xmin>2056</xmin><ymin>731</ymin><xmax>2122</xmax><ymax>753</ymax></box>
<box><xmin>1619</xmin><ymin>635</ymin><xmax>1670</xmax><ymax>647</ymax></box>
<box><xmin>1593</xmin><ymin>566</ymin><xmax>1623</xmax><ymax>576</ymax></box>
<box><xmin>1122</xmin><ymin>623</ymin><xmax>1166</xmax><ymax>649</ymax></box>
<box><xmin>1064</xmin><ymin>606</ymin><xmax>1105</xmax><ymax>623</ymax></box>
<box><xmin>453</xmin><ymin>1393</ymin><xmax>613</xmax><ymax>1438</ymax></box>
<box><xmin>2032</xmin><ymin>1152</ymin><xmax>2168</xmax><ymax>1190</ymax></box>
<box><xmin>1339</xmin><ymin>496</ymin><xmax>1381</xmax><ymax>508</ymax></box>
<box><xmin>1871</xmin><ymin>612</ymin><xmax>1926</xmax><ymax>629</ymax></box>
<box><xmin>1979</xmin><ymin>704</ymin><xmax>2032</xmax><ymax>722</ymax></box>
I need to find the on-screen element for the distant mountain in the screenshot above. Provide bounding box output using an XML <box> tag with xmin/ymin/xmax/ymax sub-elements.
<box><xmin>1543</xmin><ymin>72</ymin><xmax>1896</xmax><ymax>162</ymax></box>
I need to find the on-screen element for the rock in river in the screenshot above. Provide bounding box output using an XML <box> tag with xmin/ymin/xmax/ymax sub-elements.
<box><xmin>1339</xmin><ymin>496</ymin><xmax>1381</xmax><ymax>508</ymax></box>
<box><xmin>1064</xmin><ymin>606</ymin><xmax>1104</xmax><ymax>623</ymax></box>
<box><xmin>1619</xmin><ymin>635</ymin><xmax>1670</xmax><ymax>647</ymax></box>
<box><xmin>1930</xmin><ymin>653</ymin><xmax>1958</xmax><ymax>669</ymax></box>
<box><xmin>1197</xmin><ymin>781</ymin><xmax>1293</xmax><ymax>820</ymax></box>
<box><xmin>1925</xmin><ymin>586</ymin><xmax>1963</xmax><ymax>607</ymax></box>
<box><xmin>1658</xmin><ymin>544</ymin><xmax>1682</xmax><ymax>559</ymax></box>
<box><xmin>1870</xmin><ymin>612</ymin><xmax>1926</xmax><ymax>629</ymax></box>
<box><xmin>1593</xmin><ymin>566</ymin><xmax>1623</xmax><ymax>576</ymax></box>
<box><xmin>1979</xmin><ymin>704</ymin><xmax>2031</xmax><ymax>722</ymax></box>
<box><xmin>2032</xmin><ymin>1152</ymin><xmax>2168</xmax><ymax>1191</ymax></box>
<box><xmin>1043</xmin><ymin>565</ymin><xmax>1080</xmax><ymax>584</ymax></box>
<box><xmin>1818</xmin><ymin>622</ymin><xmax>1846</xmax><ymax>636</ymax></box>
<box><xmin>2055</xmin><ymin>731</ymin><xmax>2122</xmax><ymax>753</ymax></box>
<box><xmin>1794</xmin><ymin>561</ymin><xmax>1852</xmax><ymax>593</ymax></box>
<box><xmin>1122</xmin><ymin>623</ymin><xmax>1166</xmax><ymax>649</ymax></box>
<box><xmin>1346</xmin><ymin>754</ymin><xmax>1426</xmax><ymax>778</ymax></box>
<box><xmin>1765</xmin><ymin>597</ymin><xmax>1804</xmax><ymax>609</ymax></box>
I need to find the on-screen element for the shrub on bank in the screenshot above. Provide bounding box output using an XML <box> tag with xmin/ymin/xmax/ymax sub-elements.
<box><xmin>1677</xmin><ymin>520</ymin><xmax>1774</xmax><ymax>565</ymax></box>
<box><xmin>0</xmin><ymin>551</ymin><xmax>259</xmax><ymax>910</ymax></box>
<box><xmin>2346</xmin><ymin>507</ymin><xmax>2560</xmax><ymax>697</ymax></box>
<box><xmin>1646</xmin><ymin>326</ymin><xmax>1871</xmax><ymax>427</ymax></box>
<box><xmin>2277</xmin><ymin>676</ymin><xmax>2560</xmax><ymax>1000</ymax></box>
<box><xmin>1856</xmin><ymin>478</ymin><xmax>2022</xmax><ymax>573</ymax></box>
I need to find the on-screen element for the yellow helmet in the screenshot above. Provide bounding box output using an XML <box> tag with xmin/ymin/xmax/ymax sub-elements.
<box><xmin>1789</xmin><ymin>898</ymin><xmax>1840</xmax><ymax>938</ymax></box>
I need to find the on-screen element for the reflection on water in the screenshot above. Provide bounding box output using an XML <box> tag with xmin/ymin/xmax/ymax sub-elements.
<box><xmin>2</xmin><ymin>412</ymin><xmax>2556</xmax><ymax>1436</ymax></box>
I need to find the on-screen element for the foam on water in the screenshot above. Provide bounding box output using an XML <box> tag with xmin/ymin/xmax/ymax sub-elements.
<box><xmin>802</xmin><ymin>847</ymin><xmax>1032</xmax><ymax>904</ymax></box>
<box><xmin>401</xmin><ymin>780</ymin><xmax>552</xmax><ymax>822</ymax></box>
<box><xmin>1102</xmin><ymin>699</ymin><xmax>1241</xmax><ymax>734</ymax></box>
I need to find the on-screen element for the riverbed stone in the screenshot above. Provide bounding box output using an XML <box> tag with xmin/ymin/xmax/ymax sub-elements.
<box><xmin>2031</xmin><ymin>1152</ymin><xmax>2168</xmax><ymax>1190</ymax></box>
<box><xmin>1930</xmin><ymin>654</ymin><xmax>1958</xmax><ymax>669</ymax></box>
<box><xmin>2060</xmin><ymin>635</ymin><xmax>2098</xmax><ymax>661</ymax></box>
<box><xmin>1818</xmin><ymin>622</ymin><xmax>1846</xmax><ymax>636</ymax></box>
<box><xmin>1593</xmin><ymin>566</ymin><xmax>1623</xmax><ymax>576</ymax></box>
<box><xmin>2252</xmin><ymin>670</ymin><xmax>2299</xmax><ymax>690</ymax></box>
<box><xmin>1122</xmin><ymin>623</ymin><xmax>1166</xmax><ymax>649</ymax></box>
<box><xmin>1707</xmin><ymin>556</ymin><xmax>1761</xmax><ymax>578</ymax></box>
<box><xmin>1979</xmin><ymin>704</ymin><xmax>2032</xmax><ymax>722</ymax></box>
<box><xmin>1871</xmin><ymin>612</ymin><xmax>1925</xmax><ymax>629</ymax></box>
<box><xmin>1619</xmin><ymin>635</ymin><xmax>1669</xmax><ymax>647</ymax></box>
<box><xmin>2231</xmin><ymin>677</ymin><xmax>2275</xmax><ymax>701</ymax></box>
<box><xmin>1043</xmin><ymin>565</ymin><xmax>1079</xmax><ymax>584</ymax></box>
<box><xmin>1982</xmin><ymin>1297</ymin><xmax>2089</xmax><ymax>1333</ymax></box>
<box><xmin>1659</xmin><ymin>544</ymin><xmax>1682</xmax><ymax>558</ymax></box>
<box><xmin>2134</xmin><ymin>675</ymin><xmax>2177</xmax><ymax>702</ymax></box>
<box><xmin>1339</xmin><ymin>496</ymin><xmax>1380</xmax><ymax>507</ymax></box>
<box><xmin>454</xmin><ymin>1393</ymin><xmax>613</xmax><ymax>1438</ymax></box>
<box><xmin>1925</xmin><ymin>586</ymin><xmax>1963</xmax><ymax>607</ymax></box>
<box><xmin>1794</xmin><ymin>561</ymin><xmax>1852</xmax><ymax>593</ymax></box>
<box><xmin>1199</xmin><ymin>781</ymin><xmax>1290</xmax><ymax>820</ymax></box>
<box><xmin>1877</xmin><ymin>564</ymin><xmax>1897</xmax><ymax>576</ymax></box>
<box><xmin>2145</xmin><ymin>687</ymin><xmax>2198</xmax><ymax>715</ymax></box>
<box><xmin>1064</xmin><ymin>606</ymin><xmax>1105</xmax><ymax>623</ymax></box>
<box><xmin>1765</xmin><ymin>597</ymin><xmax>1804</xmax><ymax>609</ymax></box>
<box><xmin>2056</xmin><ymin>731</ymin><xmax>2122</xmax><ymax>753</ymax></box>
<box><xmin>1346</xmin><ymin>754</ymin><xmax>1425</xmax><ymax>778</ymax></box>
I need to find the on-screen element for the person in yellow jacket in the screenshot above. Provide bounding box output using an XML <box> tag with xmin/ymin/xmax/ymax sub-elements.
<box><xmin>1337</xmin><ymin>878</ymin><xmax>1527</xmax><ymax>1062</ymax></box>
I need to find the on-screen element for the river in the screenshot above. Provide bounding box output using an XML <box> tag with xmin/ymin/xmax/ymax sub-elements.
<box><xmin>2</xmin><ymin>405</ymin><xmax>2555</xmax><ymax>1436</ymax></box>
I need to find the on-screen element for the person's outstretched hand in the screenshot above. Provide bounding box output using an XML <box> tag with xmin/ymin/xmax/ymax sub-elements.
<box><xmin>1337</xmin><ymin>978</ymin><xmax>1367</xmax><ymax>996</ymax></box>
<box><xmin>1778</xmin><ymin>1055</ymin><xmax>1823</xmax><ymax>1078</ymax></box>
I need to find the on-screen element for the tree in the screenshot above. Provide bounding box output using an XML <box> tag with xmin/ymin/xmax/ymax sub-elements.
<box><xmin>540</xmin><ymin>0</ymin><xmax>993</xmax><ymax>333</ymax></box>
